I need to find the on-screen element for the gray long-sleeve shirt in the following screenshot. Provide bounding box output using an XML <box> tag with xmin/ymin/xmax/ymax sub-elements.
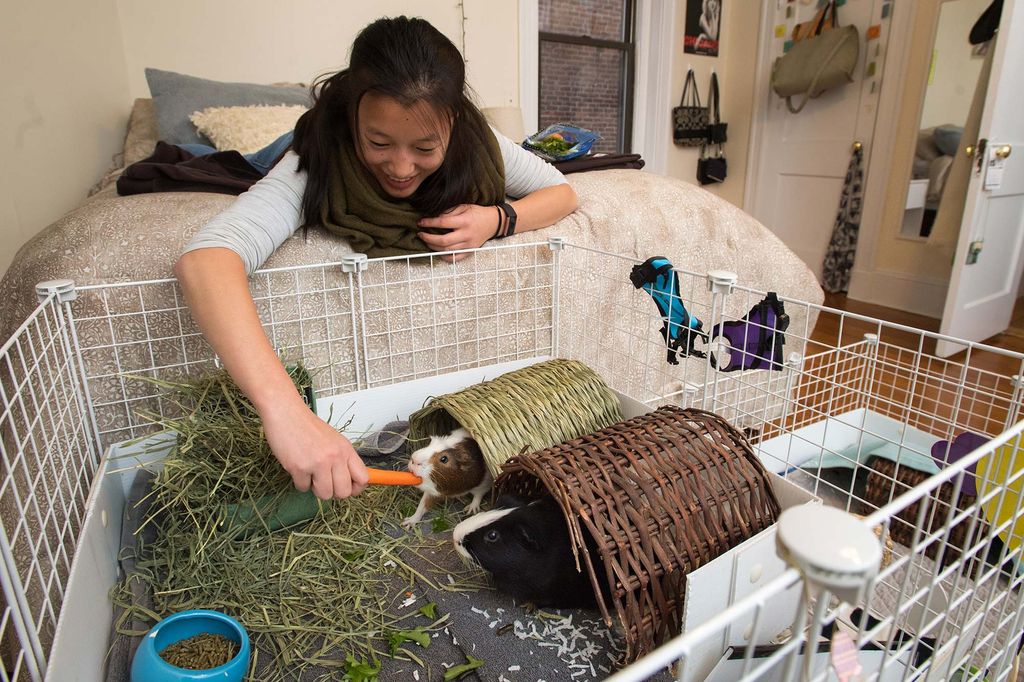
<box><xmin>182</xmin><ymin>128</ymin><xmax>567</xmax><ymax>273</ymax></box>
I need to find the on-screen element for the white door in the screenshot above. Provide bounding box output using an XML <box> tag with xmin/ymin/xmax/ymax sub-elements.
<box><xmin>747</xmin><ymin>0</ymin><xmax>891</xmax><ymax>280</ymax></box>
<box><xmin>937</xmin><ymin>0</ymin><xmax>1024</xmax><ymax>357</ymax></box>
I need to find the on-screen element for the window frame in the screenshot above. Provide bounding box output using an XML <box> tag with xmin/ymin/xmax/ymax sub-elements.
<box><xmin>536</xmin><ymin>0</ymin><xmax>638</xmax><ymax>152</ymax></box>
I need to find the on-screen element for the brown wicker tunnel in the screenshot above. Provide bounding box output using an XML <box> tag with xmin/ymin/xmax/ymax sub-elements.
<box><xmin>864</xmin><ymin>456</ymin><xmax>989</xmax><ymax>573</ymax></box>
<box><xmin>495</xmin><ymin>405</ymin><xmax>782</xmax><ymax>662</ymax></box>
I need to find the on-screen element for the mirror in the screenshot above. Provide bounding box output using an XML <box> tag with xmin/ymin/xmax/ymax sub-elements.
<box><xmin>900</xmin><ymin>0</ymin><xmax>990</xmax><ymax>239</ymax></box>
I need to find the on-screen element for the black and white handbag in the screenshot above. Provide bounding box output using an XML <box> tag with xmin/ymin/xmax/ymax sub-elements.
<box><xmin>673</xmin><ymin>69</ymin><xmax>708</xmax><ymax>147</ymax></box>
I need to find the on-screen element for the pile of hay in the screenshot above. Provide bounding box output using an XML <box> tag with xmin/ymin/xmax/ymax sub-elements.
<box><xmin>111</xmin><ymin>367</ymin><xmax>485</xmax><ymax>680</ymax></box>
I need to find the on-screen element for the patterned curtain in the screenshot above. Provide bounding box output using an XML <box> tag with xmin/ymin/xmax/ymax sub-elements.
<box><xmin>822</xmin><ymin>145</ymin><xmax>864</xmax><ymax>293</ymax></box>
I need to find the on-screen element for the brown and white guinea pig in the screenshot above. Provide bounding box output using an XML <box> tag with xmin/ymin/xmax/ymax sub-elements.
<box><xmin>402</xmin><ymin>428</ymin><xmax>492</xmax><ymax>527</ymax></box>
<box><xmin>452</xmin><ymin>494</ymin><xmax>609</xmax><ymax>609</ymax></box>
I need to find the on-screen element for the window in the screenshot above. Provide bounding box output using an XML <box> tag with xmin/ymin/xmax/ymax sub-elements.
<box><xmin>538</xmin><ymin>0</ymin><xmax>637</xmax><ymax>154</ymax></box>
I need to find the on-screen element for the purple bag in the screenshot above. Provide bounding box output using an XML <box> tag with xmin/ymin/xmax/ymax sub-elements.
<box><xmin>930</xmin><ymin>432</ymin><xmax>990</xmax><ymax>497</ymax></box>
<box><xmin>710</xmin><ymin>293</ymin><xmax>789</xmax><ymax>372</ymax></box>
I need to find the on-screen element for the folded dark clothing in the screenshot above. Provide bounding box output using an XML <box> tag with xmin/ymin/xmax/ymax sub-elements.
<box><xmin>117</xmin><ymin>141</ymin><xmax>262</xmax><ymax>196</ymax></box>
<box><xmin>553</xmin><ymin>152</ymin><xmax>645</xmax><ymax>174</ymax></box>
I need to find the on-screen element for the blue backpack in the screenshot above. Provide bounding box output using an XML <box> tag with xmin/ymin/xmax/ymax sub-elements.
<box><xmin>629</xmin><ymin>256</ymin><xmax>707</xmax><ymax>364</ymax></box>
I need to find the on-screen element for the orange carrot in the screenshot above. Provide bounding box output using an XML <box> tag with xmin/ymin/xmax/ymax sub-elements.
<box><xmin>366</xmin><ymin>468</ymin><xmax>422</xmax><ymax>486</ymax></box>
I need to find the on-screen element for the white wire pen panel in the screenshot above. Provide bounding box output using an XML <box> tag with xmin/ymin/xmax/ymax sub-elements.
<box><xmin>67</xmin><ymin>261</ymin><xmax>362</xmax><ymax>451</ymax></box>
<box><xmin>0</xmin><ymin>288</ymin><xmax>100</xmax><ymax>681</ymax></box>
<box><xmin>0</xmin><ymin>240</ymin><xmax>1023</xmax><ymax>681</ymax></box>
<box><xmin>596</xmin><ymin>262</ymin><xmax>1024</xmax><ymax>681</ymax></box>
<box><xmin>605</xmin><ymin>427</ymin><xmax>1024</xmax><ymax>682</ymax></box>
<box><xmin>352</xmin><ymin>242</ymin><xmax>556</xmax><ymax>388</ymax></box>
<box><xmin>554</xmin><ymin>243</ymin><xmax>817</xmax><ymax>429</ymax></box>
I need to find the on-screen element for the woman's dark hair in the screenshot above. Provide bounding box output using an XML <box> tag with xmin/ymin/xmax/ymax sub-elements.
<box><xmin>292</xmin><ymin>16</ymin><xmax>493</xmax><ymax>222</ymax></box>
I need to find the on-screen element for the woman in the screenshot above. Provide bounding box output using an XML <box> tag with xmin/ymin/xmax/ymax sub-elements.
<box><xmin>174</xmin><ymin>16</ymin><xmax>577</xmax><ymax>502</ymax></box>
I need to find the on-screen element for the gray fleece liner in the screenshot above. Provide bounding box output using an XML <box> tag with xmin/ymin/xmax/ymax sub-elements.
<box><xmin>105</xmin><ymin>466</ymin><xmax>672</xmax><ymax>681</ymax></box>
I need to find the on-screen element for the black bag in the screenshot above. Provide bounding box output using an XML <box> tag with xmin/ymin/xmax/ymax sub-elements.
<box><xmin>697</xmin><ymin>145</ymin><xmax>727</xmax><ymax>185</ymax></box>
<box><xmin>706</xmin><ymin>72</ymin><xmax>728</xmax><ymax>144</ymax></box>
<box><xmin>673</xmin><ymin>69</ymin><xmax>708</xmax><ymax>147</ymax></box>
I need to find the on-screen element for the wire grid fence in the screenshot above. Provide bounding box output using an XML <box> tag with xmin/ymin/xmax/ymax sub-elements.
<box><xmin>0</xmin><ymin>240</ymin><xmax>1023</xmax><ymax>680</ymax></box>
<box><xmin>352</xmin><ymin>243</ymin><xmax>555</xmax><ymax>388</ymax></box>
<box><xmin>607</xmin><ymin>423</ymin><xmax>1024</xmax><ymax>682</ymax></box>
<box><xmin>68</xmin><ymin>263</ymin><xmax>360</xmax><ymax>450</ymax></box>
<box><xmin>727</xmin><ymin>340</ymin><xmax>1024</xmax><ymax>680</ymax></box>
<box><xmin>0</xmin><ymin>243</ymin><xmax>559</xmax><ymax>680</ymax></box>
<box><xmin>0</xmin><ymin>290</ymin><xmax>99</xmax><ymax>681</ymax></box>
<box><xmin>552</xmin><ymin>242</ymin><xmax>817</xmax><ymax>430</ymax></box>
<box><xmin>552</xmin><ymin>247</ymin><xmax>1024</xmax><ymax>681</ymax></box>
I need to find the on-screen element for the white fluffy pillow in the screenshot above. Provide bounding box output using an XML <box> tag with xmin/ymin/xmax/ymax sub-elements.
<box><xmin>189</xmin><ymin>104</ymin><xmax>306</xmax><ymax>155</ymax></box>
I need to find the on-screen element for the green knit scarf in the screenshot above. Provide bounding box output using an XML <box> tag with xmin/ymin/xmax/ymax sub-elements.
<box><xmin>320</xmin><ymin>124</ymin><xmax>506</xmax><ymax>258</ymax></box>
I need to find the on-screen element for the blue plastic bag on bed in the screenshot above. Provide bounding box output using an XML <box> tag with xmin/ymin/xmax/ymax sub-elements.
<box><xmin>522</xmin><ymin>123</ymin><xmax>601</xmax><ymax>162</ymax></box>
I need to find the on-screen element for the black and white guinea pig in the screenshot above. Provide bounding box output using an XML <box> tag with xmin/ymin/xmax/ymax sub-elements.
<box><xmin>402</xmin><ymin>428</ymin><xmax>492</xmax><ymax>527</ymax></box>
<box><xmin>452</xmin><ymin>494</ymin><xmax>608</xmax><ymax>609</ymax></box>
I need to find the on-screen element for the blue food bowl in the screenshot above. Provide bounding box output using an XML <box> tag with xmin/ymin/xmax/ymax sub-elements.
<box><xmin>130</xmin><ymin>609</ymin><xmax>251</xmax><ymax>682</ymax></box>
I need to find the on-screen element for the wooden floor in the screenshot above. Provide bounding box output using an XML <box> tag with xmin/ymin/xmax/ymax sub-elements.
<box><xmin>812</xmin><ymin>292</ymin><xmax>1024</xmax><ymax>378</ymax></box>
<box><xmin>794</xmin><ymin>293</ymin><xmax>1024</xmax><ymax>440</ymax></box>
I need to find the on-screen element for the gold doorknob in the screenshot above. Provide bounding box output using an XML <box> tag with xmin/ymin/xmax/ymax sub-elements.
<box><xmin>966</xmin><ymin>145</ymin><xmax>975</xmax><ymax>157</ymax></box>
<box><xmin>995</xmin><ymin>145</ymin><xmax>1012</xmax><ymax>159</ymax></box>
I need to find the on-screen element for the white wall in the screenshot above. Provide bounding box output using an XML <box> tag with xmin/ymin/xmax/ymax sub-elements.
<box><xmin>664</xmin><ymin>1</ymin><xmax>759</xmax><ymax>208</ymax></box>
<box><xmin>115</xmin><ymin>1</ymin><xmax>518</xmax><ymax>112</ymax></box>
<box><xmin>0</xmin><ymin>0</ymin><xmax>132</xmax><ymax>276</ymax></box>
<box><xmin>0</xmin><ymin>0</ymin><xmax>518</xmax><ymax>281</ymax></box>
<box><xmin>920</xmin><ymin>0</ymin><xmax>989</xmax><ymax>129</ymax></box>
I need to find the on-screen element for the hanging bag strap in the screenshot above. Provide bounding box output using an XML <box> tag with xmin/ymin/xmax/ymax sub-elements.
<box><xmin>706</xmin><ymin>72</ymin><xmax>726</xmax><ymax>152</ymax></box>
<box><xmin>812</xmin><ymin>0</ymin><xmax>839</xmax><ymax>37</ymax></box>
<box><xmin>792</xmin><ymin>0</ymin><xmax>836</xmax><ymax>43</ymax></box>
<box><xmin>708</xmin><ymin>72</ymin><xmax>721</xmax><ymax>125</ymax></box>
<box><xmin>679</xmin><ymin>69</ymin><xmax>702</xmax><ymax>108</ymax></box>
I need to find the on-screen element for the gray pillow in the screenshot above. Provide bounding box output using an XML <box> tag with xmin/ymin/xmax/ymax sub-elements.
<box><xmin>145</xmin><ymin>68</ymin><xmax>311</xmax><ymax>146</ymax></box>
<box><xmin>933</xmin><ymin>124</ymin><xmax>964</xmax><ymax>157</ymax></box>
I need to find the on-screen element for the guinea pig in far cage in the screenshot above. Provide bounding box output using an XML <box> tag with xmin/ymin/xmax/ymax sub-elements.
<box><xmin>3</xmin><ymin>239</ymin><xmax>1024</xmax><ymax>681</ymax></box>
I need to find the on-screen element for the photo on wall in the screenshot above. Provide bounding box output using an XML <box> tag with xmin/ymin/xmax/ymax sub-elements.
<box><xmin>684</xmin><ymin>0</ymin><xmax>721</xmax><ymax>56</ymax></box>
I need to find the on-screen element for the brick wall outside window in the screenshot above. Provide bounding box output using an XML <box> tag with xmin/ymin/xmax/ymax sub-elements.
<box><xmin>538</xmin><ymin>0</ymin><xmax>632</xmax><ymax>154</ymax></box>
<box><xmin>540</xmin><ymin>0</ymin><xmax>624</xmax><ymax>40</ymax></box>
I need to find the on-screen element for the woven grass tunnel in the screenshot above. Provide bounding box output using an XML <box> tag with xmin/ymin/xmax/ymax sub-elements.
<box><xmin>407</xmin><ymin>358</ymin><xmax>624</xmax><ymax>477</ymax></box>
<box><xmin>495</xmin><ymin>405</ymin><xmax>782</xmax><ymax>663</ymax></box>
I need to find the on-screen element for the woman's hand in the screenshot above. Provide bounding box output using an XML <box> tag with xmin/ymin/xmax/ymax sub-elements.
<box><xmin>417</xmin><ymin>204</ymin><xmax>499</xmax><ymax>260</ymax></box>
<box><xmin>414</xmin><ymin>184</ymin><xmax>576</xmax><ymax>261</ymax></box>
<box><xmin>175</xmin><ymin>248</ymin><xmax>370</xmax><ymax>500</ymax></box>
<box><xmin>260</xmin><ymin>397</ymin><xmax>369</xmax><ymax>500</ymax></box>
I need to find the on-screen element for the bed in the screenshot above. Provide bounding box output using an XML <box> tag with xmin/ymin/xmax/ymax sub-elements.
<box><xmin>0</xmin><ymin>89</ymin><xmax>823</xmax><ymax>349</ymax></box>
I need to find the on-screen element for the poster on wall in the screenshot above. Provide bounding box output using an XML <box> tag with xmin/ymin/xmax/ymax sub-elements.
<box><xmin>684</xmin><ymin>0</ymin><xmax>721</xmax><ymax>56</ymax></box>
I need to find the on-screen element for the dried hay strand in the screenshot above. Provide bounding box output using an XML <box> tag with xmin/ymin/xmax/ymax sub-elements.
<box><xmin>408</xmin><ymin>358</ymin><xmax>623</xmax><ymax>477</ymax></box>
<box><xmin>110</xmin><ymin>367</ymin><xmax>485</xmax><ymax>681</ymax></box>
